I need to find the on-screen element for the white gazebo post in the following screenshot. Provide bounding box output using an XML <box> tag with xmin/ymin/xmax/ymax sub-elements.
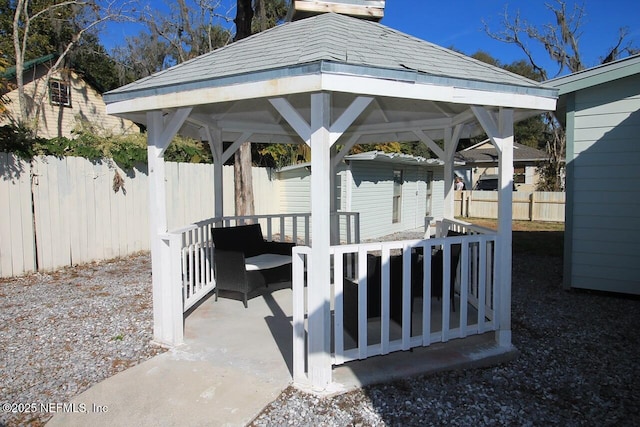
<box><xmin>147</xmin><ymin>108</ymin><xmax>191</xmax><ymax>347</ymax></box>
<box><xmin>472</xmin><ymin>106</ymin><xmax>514</xmax><ymax>347</ymax></box>
<box><xmin>204</xmin><ymin>126</ymin><xmax>224</xmax><ymax>220</ymax></box>
<box><xmin>270</xmin><ymin>93</ymin><xmax>371</xmax><ymax>389</ymax></box>
<box><xmin>442</xmin><ymin>125</ymin><xmax>463</xmax><ymax>220</ymax></box>
<box><xmin>308</xmin><ymin>92</ymin><xmax>333</xmax><ymax>389</ymax></box>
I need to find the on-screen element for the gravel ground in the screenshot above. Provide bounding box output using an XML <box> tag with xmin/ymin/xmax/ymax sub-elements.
<box><xmin>251</xmin><ymin>253</ymin><xmax>640</xmax><ymax>426</ymax></box>
<box><xmin>0</xmin><ymin>254</ymin><xmax>165</xmax><ymax>427</ymax></box>
<box><xmin>2</xmin><ymin>243</ymin><xmax>640</xmax><ymax>426</ymax></box>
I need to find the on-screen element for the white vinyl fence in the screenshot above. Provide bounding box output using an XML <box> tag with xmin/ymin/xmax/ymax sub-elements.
<box><xmin>454</xmin><ymin>190</ymin><xmax>565</xmax><ymax>222</ymax></box>
<box><xmin>0</xmin><ymin>153</ymin><xmax>278</xmax><ymax>277</ymax></box>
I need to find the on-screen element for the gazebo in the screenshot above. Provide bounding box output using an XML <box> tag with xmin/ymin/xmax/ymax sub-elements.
<box><xmin>105</xmin><ymin>12</ymin><xmax>557</xmax><ymax>391</ymax></box>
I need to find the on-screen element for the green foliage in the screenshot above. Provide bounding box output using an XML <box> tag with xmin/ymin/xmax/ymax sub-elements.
<box><xmin>165</xmin><ymin>136</ymin><xmax>213</xmax><ymax>165</ymax></box>
<box><xmin>69</xmin><ymin>33</ymin><xmax>122</xmax><ymax>92</ymax></box>
<box><xmin>258</xmin><ymin>143</ymin><xmax>309</xmax><ymax>169</ymax></box>
<box><xmin>0</xmin><ymin>124</ymin><xmax>42</xmax><ymax>159</ymax></box>
<box><xmin>42</xmin><ymin>135</ymin><xmax>103</xmax><ymax>159</ymax></box>
<box><xmin>252</xmin><ymin>0</ymin><xmax>289</xmax><ymax>32</ymax></box>
<box><xmin>0</xmin><ymin>123</ymin><xmax>213</xmax><ymax>169</ymax></box>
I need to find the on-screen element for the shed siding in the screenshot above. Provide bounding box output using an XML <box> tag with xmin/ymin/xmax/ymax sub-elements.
<box><xmin>349</xmin><ymin>162</ymin><xmax>443</xmax><ymax>240</ymax></box>
<box><xmin>277</xmin><ymin>161</ymin><xmax>444</xmax><ymax>241</ymax></box>
<box><xmin>278</xmin><ymin>168</ymin><xmax>311</xmax><ymax>214</ymax></box>
<box><xmin>568</xmin><ymin>73</ymin><xmax>640</xmax><ymax>294</ymax></box>
<box><xmin>347</xmin><ymin>162</ymin><xmax>393</xmax><ymax>239</ymax></box>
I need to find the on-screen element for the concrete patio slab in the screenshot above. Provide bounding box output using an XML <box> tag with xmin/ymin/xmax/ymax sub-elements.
<box><xmin>47</xmin><ymin>284</ymin><xmax>294</xmax><ymax>427</ymax></box>
<box><xmin>47</xmin><ymin>282</ymin><xmax>517</xmax><ymax>426</ymax></box>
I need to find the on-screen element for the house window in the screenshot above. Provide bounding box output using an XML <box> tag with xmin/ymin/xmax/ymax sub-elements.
<box><xmin>392</xmin><ymin>170</ymin><xmax>403</xmax><ymax>223</ymax></box>
<box><xmin>514</xmin><ymin>166</ymin><xmax>526</xmax><ymax>184</ymax></box>
<box><xmin>49</xmin><ymin>80</ymin><xmax>71</xmax><ymax>107</ymax></box>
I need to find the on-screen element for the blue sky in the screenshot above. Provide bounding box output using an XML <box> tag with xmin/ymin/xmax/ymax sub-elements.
<box><xmin>104</xmin><ymin>0</ymin><xmax>640</xmax><ymax>78</ymax></box>
<box><xmin>382</xmin><ymin>0</ymin><xmax>640</xmax><ymax>77</ymax></box>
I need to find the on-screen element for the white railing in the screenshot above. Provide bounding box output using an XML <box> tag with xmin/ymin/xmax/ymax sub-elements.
<box><xmin>169</xmin><ymin>212</ymin><xmax>361</xmax><ymax>312</ymax></box>
<box><xmin>292</xmin><ymin>231</ymin><xmax>497</xmax><ymax>382</ymax></box>
<box><xmin>436</xmin><ymin>217</ymin><xmax>496</xmax><ymax>237</ymax></box>
<box><xmin>331</xmin><ymin>211</ymin><xmax>360</xmax><ymax>244</ymax></box>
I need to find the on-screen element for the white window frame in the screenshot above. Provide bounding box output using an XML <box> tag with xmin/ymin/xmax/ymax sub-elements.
<box><xmin>49</xmin><ymin>79</ymin><xmax>71</xmax><ymax>107</ymax></box>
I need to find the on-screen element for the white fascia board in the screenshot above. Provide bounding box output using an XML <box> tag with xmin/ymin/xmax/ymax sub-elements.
<box><xmin>106</xmin><ymin>71</ymin><xmax>557</xmax><ymax>118</ymax></box>
<box><xmin>106</xmin><ymin>74</ymin><xmax>324</xmax><ymax>116</ymax></box>
<box><xmin>320</xmin><ymin>74</ymin><xmax>558</xmax><ymax>112</ymax></box>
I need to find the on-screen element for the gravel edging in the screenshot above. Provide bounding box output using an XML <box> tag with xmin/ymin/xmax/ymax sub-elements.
<box><xmin>2</xmin><ymin>249</ymin><xmax>640</xmax><ymax>426</ymax></box>
<box><xmin>0</xmin><ymin>253</ymin><xmax>165</xmax><ymax>427</ymax></box>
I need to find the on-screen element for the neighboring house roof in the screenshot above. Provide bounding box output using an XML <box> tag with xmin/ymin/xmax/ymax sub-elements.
<box><xmin>546</xmin><ymin>54</ymin><xmax>640</xmax><ymax>120</ymax></box>
<box><xmin>105</xmin><ymin>12</ymin><xmax>554</xmax><ymax>104</ymax></box>
<box><xmin>278</xmin><ymin>150</ymin><xmax>445</xmax><ymax>172</ymax></box>
<box><xmin>1</xmin><ymin>54</ymin><xmax>57</xmax><ymax>80</ymax></box>
<box><xmin>455</xmin><ymin>140</ymin><xmax>548</xmax><ymax>164</ymax></box>
<box><xmin>546</xmin><ymin>53</ymin><xmax>640</xmax><ymax>95</ymax></box>
<box><xmin>345</xmin><ymin>150</ymin><xmax>445</xmax><ymax>165</ymax></box>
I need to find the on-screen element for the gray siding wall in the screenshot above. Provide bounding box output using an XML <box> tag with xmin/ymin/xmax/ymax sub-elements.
<box><xmin>568</xmin><ymin>73</ymin><xmax>640</xmax><ymax>294</ymax></box>
<box><xmin>278</xmin><ymin>167</ymin><xmax>311</xmax><ymax>214</ymax></box>
<box><xmin>277</xmin><ymin>161</ymin><xmax>445</xmax><ymax>241</ymax></box>
<box><xmin>349</xmin><ymin>162</ymin><xmax>444</xmax><ymax>240</ymax></box>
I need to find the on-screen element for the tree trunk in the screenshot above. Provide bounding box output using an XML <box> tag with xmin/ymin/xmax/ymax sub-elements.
<box><xmin>234</xmin><ymin>142</ymin><xmax>255</xmax><ymax>218</ymax></box>
<box><xmin>234</xmin><ymin>0</ymin><xmax>253</xmax><ymax>42</ymax></box>
<box><xmin>233</xmin><ymin>0</ymin><xmax>255</xmax><ymax>217</ymax></box>
<box><xmin>13</xmin><ymin>0</ymin><xmax>28</xmax><ymax>123</ymax></box>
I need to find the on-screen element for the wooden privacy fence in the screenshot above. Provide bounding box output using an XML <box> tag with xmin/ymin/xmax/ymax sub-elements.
<box><xmin>454</xmin><ymin>190</ymin><xmax>565</xmax><ymax>222</ymax></box>
<box><xmin>0</xmin><ymin>153</ymin><xmax>278</xmax><ymax>278</ymax></box>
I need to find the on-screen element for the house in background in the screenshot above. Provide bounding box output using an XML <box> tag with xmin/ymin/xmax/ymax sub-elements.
<box><xmin>277</xmin><ymin>151</ymin><xmax>444</xmax><ymax>240</ymax></box>
<box><xmin>548</xmin><ymin>54</ymin><xmax>640</xmax><ymax>295</ymax></box>
<box><xmin>1</xmin><ymin>54</ymin><xmax>138</xmax><ymax>139</ymax></box>
<box><xmin>455</xmin><ymin>139</ymin><xmax>550</xmax><ymax>192</ymax></box>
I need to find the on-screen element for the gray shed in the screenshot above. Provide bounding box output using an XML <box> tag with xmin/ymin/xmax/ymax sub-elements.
<box><xmin>277</xmin><ymin>151</ymin><xmax>446</xmax><ymax>240</ymax></box>
<box><xmin>547</xmin><ymin>54</ymin><xmax>640</xmax><ymax>295</ymax></box>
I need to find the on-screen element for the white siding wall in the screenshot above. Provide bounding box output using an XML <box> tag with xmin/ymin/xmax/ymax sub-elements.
<box><xmin>277</xmin><ymin>162</ymin><xmax>445</xmax><ymax>241</ymax></box>
<box><xmin>350</xmin><ymin>162</ymin><xmax>394</xmax><ymax>239</ymax></box>
<box><xmin>568</xmin><ymin>74</ymin><xmax>640</xmax><ymax>294</ymax></box>
<box><xmin>350</xmin><ymin>162</ymin><xmax>444</xmax><ymax>240</ymax></box>
<box><xmin>431</xmin><ymin>167</ymin><xmax>445</xmax><ymax>220</ymax></box>
<box><xmin>277</xmin><ymin>167</ymin><xmax>311</xmax><ymax>214</ymax></box>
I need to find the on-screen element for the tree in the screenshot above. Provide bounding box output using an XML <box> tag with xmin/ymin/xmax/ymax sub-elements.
<box><xmin>111</xmin><ymin>31</ymin><xmax>172</xmax><ymax>84</ymax></box>
<box><xmin>0</xmin><ymin>52</ymin><xmax>9</xmax><ymax>115</ymax></box>
<box><xmin>68</xmin><ymin>32</ymin><xmax>121</xmax><ymax>91</ymax></box>
<box><xmin>232</xmin><ymin>0</ymin><xmax>287</xmax><ymax>217</ymax></box>
<box><xmin>232</xmin><ymin>0</ymin><xmax>255</xmax><ymax>218</ymax></box>
<box><xmin>138</xmin><ymin>0</ymin><xmax>233</xmax><ymax>66</ymax></box>
<box><xmin>9</xmin><ymin>0</ymin><xmax>132</xmax><ymax>133</ymax></box>
<box><xmin>484</xmin><ymin>0</ymin><xmax>638</xmax><ymax>190</ymax></box>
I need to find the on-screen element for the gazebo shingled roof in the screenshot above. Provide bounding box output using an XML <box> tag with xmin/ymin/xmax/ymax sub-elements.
<box><xmin>105</xmin><ymin>13</ymin><xmax>553</xmax><ymax>105</ymax></box>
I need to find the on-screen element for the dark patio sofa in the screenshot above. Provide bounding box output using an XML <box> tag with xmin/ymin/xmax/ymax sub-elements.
<box><xmin>211</xmin><ymin>223</ymin><xmax>295</xmax><ymax>307</ymax></box>
<box><xmin>343</xmin><ymin>244</ymin><xmax>460</xmax><ymax>342</ymax></box>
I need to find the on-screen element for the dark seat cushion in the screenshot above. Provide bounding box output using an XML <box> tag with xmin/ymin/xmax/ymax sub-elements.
<box><xmin>212</xmin><ymin>224</ymin><xmax>266</xmax><ymax>257</ymax></box>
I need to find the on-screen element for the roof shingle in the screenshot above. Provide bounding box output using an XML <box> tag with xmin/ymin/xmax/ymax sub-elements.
<box><xmin>107</xmin><ymin>13</ymin><xmax>548</xmax><ymax>99</ymax></box>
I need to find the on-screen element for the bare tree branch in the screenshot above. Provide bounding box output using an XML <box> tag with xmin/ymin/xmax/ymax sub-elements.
<box><xmin>11</xmin><ymin>0</ymin><xmax>135</xmax><ymax>132</ymax></box>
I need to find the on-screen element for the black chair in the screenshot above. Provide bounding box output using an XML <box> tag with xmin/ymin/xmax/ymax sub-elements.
<box><xmin>211</xmin><ymin>224</ymin><xmax>295</xmax><ymax>307</ymax></box>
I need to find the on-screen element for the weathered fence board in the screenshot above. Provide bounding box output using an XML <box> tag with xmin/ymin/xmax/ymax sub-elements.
<box><xmin>455</xmin><ymin>190</ymin><xmax>565</xmax><ymax>222</ymax></box>
<box><xmin>0</xmin><ymin>153</ymin><xmax>36</xmax><ymax>276</ymax></box>
<box><xmin>1</xmin><ymin>153</ymin><xmax>278</xmax><ymax>277</ymax></box>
